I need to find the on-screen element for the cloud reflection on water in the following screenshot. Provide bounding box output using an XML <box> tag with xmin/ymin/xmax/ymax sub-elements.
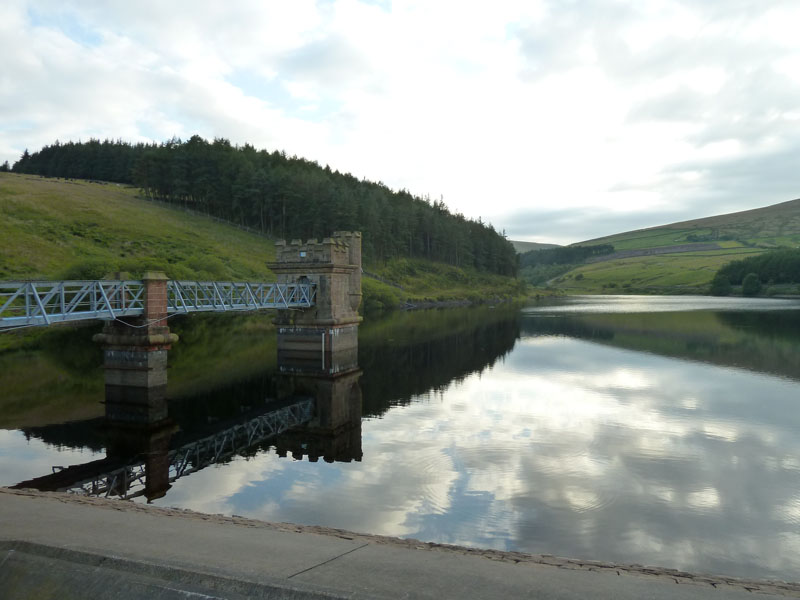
<box><xmin>0</xmin><ymin>430</ymin><xmax>103</xmax><ymax>485</ymax></box>
<box><xmin>151</xmin><ymin>333</ymin><xmax>800</xmax><ymax>580</ymax></box>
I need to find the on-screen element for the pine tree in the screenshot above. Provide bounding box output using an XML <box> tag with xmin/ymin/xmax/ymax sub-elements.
<box><xmin>11</xmin><ymin>137</ymin><xmax>519</xmax><ymax>276</ymax></box>
<box><xmin>12</xmin><ymin>149</ymin><xmax>30</xmax><ymax>171</ymax></box>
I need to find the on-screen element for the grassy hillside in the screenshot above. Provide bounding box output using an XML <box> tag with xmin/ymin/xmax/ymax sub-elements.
<box><xmin>0</xmin><ymin>173</ymin><xmax>526</xmax><ymax>311</ymax></box>
<box><xmin>362</xmin><ymin>259</ymin><xmax>527</xmax><ymax>311</ymax></box>
<box><xmin>548</xmin><ymin>198</ymin><xmax>800</xmax><ymax>293</ymax></box>
<box><xmin>14</xmin><ymin>137</ymin><xmax>518</xmax><ymax>276</ymax></box>
<box><xmin>0</xmin><ymin>173</ymin><xmax>275</xmax><ymax>281</ymax></box>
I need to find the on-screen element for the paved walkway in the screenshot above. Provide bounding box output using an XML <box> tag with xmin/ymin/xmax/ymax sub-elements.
<box><xmin>1</xmin><ymin>488</ymin><xmax>797</xmax><ymax>599</ymax></box>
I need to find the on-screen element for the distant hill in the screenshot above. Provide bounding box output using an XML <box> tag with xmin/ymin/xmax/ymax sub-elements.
<box><xmin>581</xmin><ymin>198</ymin><xmax>800</xmax><ymax>250</ymax></box>
<box><xmin>509</xmin><ymin>240</ymin><xmax>560</xmax><ymax>254</ymax></box>
<box><xmin>542</xmin><ymin>198</ymin><xmax>800</xmax><ymax>294</ymax></box>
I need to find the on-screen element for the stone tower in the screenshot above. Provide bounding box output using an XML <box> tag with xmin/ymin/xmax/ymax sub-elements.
<box><xmin>269</xmin><ymin>231</ymin><xmax>362</xmax><ymax>326</ymax></box>
<box><xmin>269</xmin><ymin>231</ymin><xmax>362</xmax><ymax>376</ymax></box>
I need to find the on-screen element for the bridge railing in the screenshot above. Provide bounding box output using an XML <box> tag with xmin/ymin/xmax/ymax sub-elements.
<box><xmin>0</xmin><ymin>280</ymin><xmax>145</xmax><ymax>329</ymax></box>
<box><xmin>0</xmin><ymin>280</ymin><xmax>316</xmax><ymax>330</ymax></box>
<box><xmin>58</xmin><ymin>398</ymin><xmax>314</xmax><ymax>500</ymax></box>
<box><xmin>167</xmin><ymin>281</ymin><xmax>315</xmax><ymax>314</ymax></box>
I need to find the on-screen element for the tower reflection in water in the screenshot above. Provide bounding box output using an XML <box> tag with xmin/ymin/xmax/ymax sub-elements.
<box><xmin>274</xmin><ymin>323</ymin><xmax>362</xmax><ymax>463</ymax></box>
<box><xmin>13</xmin><ymin>325</ymin><xmax>362</xmax><ymax>502</ymax></box>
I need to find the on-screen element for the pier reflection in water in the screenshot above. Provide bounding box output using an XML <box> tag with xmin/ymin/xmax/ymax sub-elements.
<box><xmin>13</xmin><ymin>322</ymin><xmax>362</xmax><ymax>501</ymax></box>
<box><xmin>4</xmin><ymin>299</ymin><xmax>800</xmax><ymax>581</ymax></box>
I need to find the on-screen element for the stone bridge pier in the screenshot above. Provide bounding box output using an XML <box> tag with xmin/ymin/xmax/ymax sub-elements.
<box><xmin>93</xmin><ymin>271</ymin><xmax>178</xmax><ymax>426</ymax></box>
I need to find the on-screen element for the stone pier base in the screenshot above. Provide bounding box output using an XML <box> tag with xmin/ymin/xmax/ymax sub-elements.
<box><xmin>277</xmin><ymin>323</ymin><xmax>359</xmax><ymax>376</ymax></box>
<box><xmin>100</xmin><ymin>346</ymin><xmax>169</xmax><ymax>424</ymax></box>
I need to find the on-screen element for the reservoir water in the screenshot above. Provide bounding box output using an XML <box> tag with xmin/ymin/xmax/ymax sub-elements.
<box><xmin>2</xmin><ymin>296</ymin><xmax>800</xmax><ymax>581</ymax></box>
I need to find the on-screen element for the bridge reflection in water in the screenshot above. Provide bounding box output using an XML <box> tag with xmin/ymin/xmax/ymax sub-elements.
<box><xmin>13</xmin><ymin>325</ymin><xmax>362</xmax><ymax>502</ymax></box>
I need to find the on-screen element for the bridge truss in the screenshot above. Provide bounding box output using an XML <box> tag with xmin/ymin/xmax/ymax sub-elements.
<box><xmin>0</xmin><ymin>280</ymin><xmax>145</xmax><ymax>329</ymax></box>
<box><xmin>58</xmin><ymin>399</ymin><xmax>314</xmax><ymax>500</ymax></box>
<box><xmin>167</xmin><ymin>280</ymin><xmax>315</xmax><ymax>314</ymax></box>
<box><xmin>0</xmin><ymin>280</ymin><xmax>315</xmax><ymax>330</ymax></box>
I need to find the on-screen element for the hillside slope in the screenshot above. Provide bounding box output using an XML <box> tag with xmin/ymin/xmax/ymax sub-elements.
<box><xmin>584</xmin><ymin>198</ymin><xmax>800</xmax><ymax>250</ymax></box>
<box><xmin>0</xmin><ymin>173</ymin><xmax>276</xmax><ymax>281</ymax></box>
<box><xmin>13</xmin><ymin>137</ymin><xmax>518</xmax><ymax>276</ymax></box>
<box><xmin>549</xmin><ymin>198</ymin><xmax>800</xmax><ymax>293</ymax></box>
<box><xmin>0</xmin><ymin>173</ymin><xmax>525</xmax><ymax>311</ymax></box>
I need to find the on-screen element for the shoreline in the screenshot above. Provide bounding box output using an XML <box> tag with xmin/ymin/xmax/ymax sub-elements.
<box><xmin>3</xmin><ymin>487</ymin><xmax>798</xmax><ymax>597</ymax></box>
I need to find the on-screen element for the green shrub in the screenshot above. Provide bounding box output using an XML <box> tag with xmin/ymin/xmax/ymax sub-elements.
<box><xmin>166</xmin><ymin>264</ymin><xmax>196</xmax><ymax>280</ymax></box>
<box><xmin>742</xmin><ymin>272</ymin><xmax>761</xmax><ymax>296</ymax></box>
<box><xmin>362</xmin><ymin>278</ymin><xmax>405</xmax><ymax>313</ymax></box>
<box><xmin>710</xmin><ymin>272</ymin><xmax>732</xmax><ymax>296</ymax></box>
<box><xmin>186</xmin><ymin>255</ymin><xmax>227</xmax><ymax>279</ymax></box>
<box><xmin>61</xmin><ymin>258</ymin><xmax>115</xmax><ymax>280</ymax></box>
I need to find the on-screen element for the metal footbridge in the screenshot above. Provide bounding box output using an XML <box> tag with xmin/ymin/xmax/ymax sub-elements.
<box><xmin>0</xmin><ymin>279</ymin><xmax>316</xmax><ymax>330</ymax></box>
<box><xmin>13</xmin><ymin>398</ymin><xmax>314</xmax><ymax>501</ymax></box>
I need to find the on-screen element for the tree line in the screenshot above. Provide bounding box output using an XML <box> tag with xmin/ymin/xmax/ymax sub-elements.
<box><xmin>518</xmin><ymin>243</ymin><xmax>614</xmax><ymax>285</ymax></box>
<box><xmin>711</xmin><ymin>248</ymin><xmax>800</xmax><ymax>295</ymax></box>
<box><xmin>12</xmin><ymin>137</ymin><xmax>517</xmax><ymax>276</ymax></box>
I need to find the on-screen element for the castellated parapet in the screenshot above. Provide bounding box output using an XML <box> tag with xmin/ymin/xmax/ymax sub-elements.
<box><xmin>269</xmin><ymin>231</ymin><xmax>362</xmax><ymax>326</ymax></box>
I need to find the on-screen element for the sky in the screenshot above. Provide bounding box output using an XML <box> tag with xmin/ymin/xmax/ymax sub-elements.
<box><xmin>2</xmin><ymin>0</ymin><xmax>799</xmax><ymax>244</ymax></box>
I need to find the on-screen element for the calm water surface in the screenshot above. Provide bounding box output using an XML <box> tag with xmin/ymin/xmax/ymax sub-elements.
<box><xmin>2</xmin><ymin>296</ymin><xmax>800</xmax><ymax>581</ymax></box>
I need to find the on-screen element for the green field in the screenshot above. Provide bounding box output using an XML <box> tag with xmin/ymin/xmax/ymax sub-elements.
<box><xmin>553</xmin><ymin>249</ymin><xmax>767</xmax><ymax>293</ymax></box>
<box><xmin>544</xmin><ymin>198</ymin><xmax>800</xmax><ymax>293</ymax></box>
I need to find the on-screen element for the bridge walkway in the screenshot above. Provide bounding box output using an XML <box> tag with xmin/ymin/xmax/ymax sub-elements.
<box><xmin>0</xmin><ymin>278</ymin><xmax>315</xmax><ymax>330</ymax></box>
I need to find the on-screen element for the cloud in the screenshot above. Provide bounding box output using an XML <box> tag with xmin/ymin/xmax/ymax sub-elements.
<box><xmin>498</xmin><ymin>205</ymin><xmax>688</xmax><ymax>244</ymax></box>
<box><xmin>664</xmin><ymin>143</ymin><xmax>800</xmax><ymax>205</ymax></box>
<box><xmin>628</xmin><ymin>66</ymin><xmax>800</xmax><ymax>147</ymax></box>
<box><xmin>279</xmin><ymin>35</ymin><xmax>376</xmax><ymax>89</ymax></box>
<box><xmin>0</xmin><ymin>429</ymin><xmax>104</xmax><ymax>487</ymax></box>
<box><xmin>2</xmin><ymin>0</ymin><xmax>800</xmax><ymax>241</ymax></box>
